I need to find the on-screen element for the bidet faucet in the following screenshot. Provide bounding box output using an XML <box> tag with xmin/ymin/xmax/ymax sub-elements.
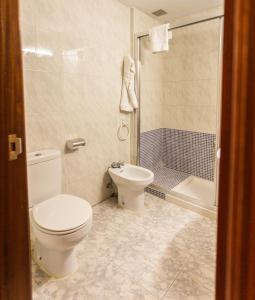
<box><xmin>111</xmin><ymin>161</ymin><xmax>124</xmax><ymax>168</ymax></box>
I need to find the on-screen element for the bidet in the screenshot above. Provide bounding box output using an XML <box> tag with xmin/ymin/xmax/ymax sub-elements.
<box><xmin>109</xmin><ymin>163</ymin><xmax>154</xmax><ymax>210</ymax></box>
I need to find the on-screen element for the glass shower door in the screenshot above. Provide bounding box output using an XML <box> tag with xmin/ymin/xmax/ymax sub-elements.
<box><xmin>138</xmin><ymin>17</ymin><xmax>223</xmax><ymax>211</ymax></box>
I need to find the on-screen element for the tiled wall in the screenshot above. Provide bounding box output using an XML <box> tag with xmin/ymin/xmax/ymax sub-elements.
<box><xmin>139</xmin><ymin>39</ymin><xmax>165</xmax><ymax>133</ymax></box>
<box><xmin>162</xmin><ymin>19</ymin><xmax>221</xmax><ymax>134</ymax></box>
<box><xmin>140</xmin><ymin>17</ymin><xmax>221</xmax><ymax>134</ymax></box>
<box><xmin>20</xmin><ymin>0</ymin><xmax>133</xmax><ymax>205</ymax></box>
<box><xmin>140</xmin><ymin>128</ymin><xmax>216</xmax><ymax>181</ymax></box>
<box><xmin>131</xmin><ymin>9</ymin><xmax>165</xmax><ymax>133</ymax></box>
<box><xmin>20</xmin><ymin>1</ymin><xmax>162</xmax><ymax>206</ymax></box>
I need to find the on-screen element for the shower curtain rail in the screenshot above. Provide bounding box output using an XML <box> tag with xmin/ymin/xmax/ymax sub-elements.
<box><xmin>137</xmin><ymin>15</ymin><xmax>224</xmax><ymax>38</ymax></box>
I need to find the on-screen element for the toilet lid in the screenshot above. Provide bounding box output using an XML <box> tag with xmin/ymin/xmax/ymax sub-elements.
<box><xmin>32</xmin><ymin>194</ymin><xmax>92</xmax><ymax>232</ymax></box>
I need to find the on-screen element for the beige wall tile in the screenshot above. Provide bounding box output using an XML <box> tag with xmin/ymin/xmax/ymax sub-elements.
<box><xmin>163</xmin><ymin>105</ymin><xmax>217</xmax><ymax>133</ymax></box>
<box><xmin>23</xmin><ymin>70</ymin><xmax>63</xmax><ymax>116</ymax></box>
<box><xmin>19</xmin><ymin>0</ymin><xmax>35</xmax><ymax>25</ymax></box>
<box><xmin>163</xmin><ymin>80</ymin><xmax>218</xmax><ymax>107</ymax></box>
<box><xmin>35</xmin><ymin>28</ymin><xmax>63</xmax><ymax>73</ymax></box>
<box><xmin>140</xmin><ymin>81</ymin><xmax>164</xmax><ymax>132</ymax></box>
<box><xmin>31</xmin><ymin>0</ymin><xmax>65</xmax><ymax>32</ymax></box>
<box><xmin>20</xmin><ymin>22</ymin><xmax>37</xmax><ymax>70</ymax></box>
<box><xmin>25</xmin><ymin>112</ymin><xmax>66</xmax><ymax>153</ymax></box>
<box><xmin>21</xmin><ymin>0</ymin><xmax>134</xmax><ymax>205</ymax></box>
<box><xmin>162</xmin><ymin>19</ymin><xmax>220</xmax><ymax>133</ymax></box>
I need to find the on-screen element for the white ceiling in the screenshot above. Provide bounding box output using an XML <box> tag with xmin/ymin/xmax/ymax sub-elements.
<box><xmin>119</xmin><ymin>0</ymin><xmax>224</xmax><ymax>22</ymax></box>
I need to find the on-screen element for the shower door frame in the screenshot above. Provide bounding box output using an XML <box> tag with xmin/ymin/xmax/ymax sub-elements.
<box><xmin>134</xmin><ymin>15</ymin><xmax>224</xmax><ymax>209</ymax></box>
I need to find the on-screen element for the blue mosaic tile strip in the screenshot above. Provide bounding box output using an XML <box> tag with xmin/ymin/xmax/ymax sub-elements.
<box><xmin>140</xmin><ymin>128</ymin><xmax>163</xmax><ymax>170</ymax></box>
<box><xmin>140</xmin><ymin>128</ymin><xmax>216</xmax><ymax>182</ymax></box>
<box><xmin>145</xmin><ymin>187</ymin><xmax>165</xmax><ymax>200</ymax></box>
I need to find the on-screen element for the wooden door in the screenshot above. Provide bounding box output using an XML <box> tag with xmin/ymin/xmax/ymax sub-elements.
<box><xmin>0</xmin><ymin>0</ymin><xmax>32</xmax><ymax>299</ymax></box>
<box><xmin>216</xmin><ymin>0</ymin><xmax>255</xmax><ymax>298</ymax></box>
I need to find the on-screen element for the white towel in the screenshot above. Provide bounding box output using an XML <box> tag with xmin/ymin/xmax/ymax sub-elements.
<box><xmin>120</xmin><ymin>55</ymin><xmax>138</xmax><ymax>112</ymax></box>
<box><xmin>149</xmin><ymin>24</ymin><xmax>172</xmax><ymax>53</ymax></box>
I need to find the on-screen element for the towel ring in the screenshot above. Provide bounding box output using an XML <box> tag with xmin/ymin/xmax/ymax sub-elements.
<box><xmin>117</xmin><ymin>120</ymin><xmax>129</xmax><ymax>141</ymax></box>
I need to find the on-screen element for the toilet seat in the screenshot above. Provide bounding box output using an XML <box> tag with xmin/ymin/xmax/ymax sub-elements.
<box><xmin>32</xmin><ymin>218</ymin><xmax>92</xmax><ymax>236</ymax></box>
<box><xmin>31</xmin><ymin>194</ymin><xmax>92</xmax><ymax>235</ymax></box>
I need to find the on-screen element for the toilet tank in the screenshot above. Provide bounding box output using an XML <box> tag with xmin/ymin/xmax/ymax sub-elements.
<box><xmin>27</xmin><ymin>149</ymin><xmax>62</xmax><ymax>208</ymax></box>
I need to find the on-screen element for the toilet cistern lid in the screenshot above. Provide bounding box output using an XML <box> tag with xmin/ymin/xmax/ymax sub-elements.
<box><xmin>32</xmin><ymin>194</ymin><xmax>92</xmax><ymax>232</ymax></box>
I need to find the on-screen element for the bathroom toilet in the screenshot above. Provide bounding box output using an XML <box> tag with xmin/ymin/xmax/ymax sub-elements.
<box><xmin>109</xmin><ymin>163</ymin><xmax>154</xmax><ymax>210</ymax></box>
<box><xmin>27</xmin><ymin>150</ymin><xmax>92</xmax><ymax>278</ymax></box>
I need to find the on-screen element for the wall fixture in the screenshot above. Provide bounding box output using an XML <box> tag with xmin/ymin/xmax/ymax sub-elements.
<box><xmin>117</xmin><ymin>120</ymin><xmax>129</xmax><ymax>141</ymax></box>
<box><xmin>66</xmin><ymin>138</ymin><xmax>86</xmax><ymax>152</ymax></box>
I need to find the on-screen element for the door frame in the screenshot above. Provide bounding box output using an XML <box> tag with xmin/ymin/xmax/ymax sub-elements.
<box><xmin>216</xmin><ymin>0</ymin><xmax>255</xmax><ymax>298</ymax></box>
<box><xmin>0</xmin><ymin>0</ymin><xmax>31</xmax><ymax>299</ymax></box>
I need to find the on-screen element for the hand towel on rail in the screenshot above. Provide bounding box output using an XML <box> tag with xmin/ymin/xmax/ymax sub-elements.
<box><xmin>149</xmin><ymin>23</ymin><xmax>172</xmax><ymax>53</ymax></box>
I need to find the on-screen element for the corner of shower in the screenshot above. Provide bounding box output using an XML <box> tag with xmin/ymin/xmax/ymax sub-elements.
<box><xmin>134</xmin><ymin>16</ymin><xmax>224</xmax><ymax>218</ymax></box>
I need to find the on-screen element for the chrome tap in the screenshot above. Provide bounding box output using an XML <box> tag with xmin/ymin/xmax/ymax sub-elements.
<box><xmin>111</xmin><ymin>161</ymin><xmax>124</xmax><ymax>168</ymax></box>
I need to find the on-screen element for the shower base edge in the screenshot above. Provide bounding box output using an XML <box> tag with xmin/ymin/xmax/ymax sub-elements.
<box><xmin>165</xmin><ymin>192</ymin><xmax>216</xmax><ymax>220</ymax></box>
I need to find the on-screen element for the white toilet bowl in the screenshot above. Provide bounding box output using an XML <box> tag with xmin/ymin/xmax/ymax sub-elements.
<box><xmin>27</xmin><ymin>150</ymin><xmax>93</xmax><ymax>278</ymax></box>
<box><xmin>31</xmin><ymin>194</ymin><xmax>92</xmax><ymax>278</ymax></box>
<box><xmin>109</xmin><ymin>163</ymin><xmax>154</xmax><ymax>210</ymax></box>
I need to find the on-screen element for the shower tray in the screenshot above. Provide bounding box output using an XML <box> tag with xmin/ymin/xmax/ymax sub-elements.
<box><xmin>172</xmin><ymin>175</ymin><xmax>216</xmax><ymax>208</ymax></box>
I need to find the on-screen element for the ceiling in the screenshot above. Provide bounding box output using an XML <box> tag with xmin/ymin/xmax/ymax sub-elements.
<box><xmin>119</xmin><ymin>0</ymin><xmax>224</xmax><ymax>22</ymax></box>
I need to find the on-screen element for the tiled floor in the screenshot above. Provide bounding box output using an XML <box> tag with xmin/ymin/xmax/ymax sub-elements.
<box><xmin>32</xmin><ymin>193</ymin><xmax>216</xmax><ymax>300</ymax></box>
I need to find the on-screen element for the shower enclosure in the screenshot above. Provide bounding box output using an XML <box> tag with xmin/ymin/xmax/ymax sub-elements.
<box><xmin>136</xmin><ymin>16</ymin><xmax>223</xmax><ymax>212</ymax></box>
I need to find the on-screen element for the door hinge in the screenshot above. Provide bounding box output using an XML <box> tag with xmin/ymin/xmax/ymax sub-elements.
<box><xmin>8</xmin><ymin>134</ymin><xmax>22</xmax><ymax>161</ymax></box>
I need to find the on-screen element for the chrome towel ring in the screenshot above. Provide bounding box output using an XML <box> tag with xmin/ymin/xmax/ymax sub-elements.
<box><xmin>117</xmin><ymin>120</ymin><xmax>129</xmax><ymax>141</ymax></box>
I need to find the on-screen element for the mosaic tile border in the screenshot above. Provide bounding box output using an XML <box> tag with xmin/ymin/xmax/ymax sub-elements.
<box><xmin>145</xmin><ymin>187</ymin><xmax>166</xmax><ymax>200</ymax></box>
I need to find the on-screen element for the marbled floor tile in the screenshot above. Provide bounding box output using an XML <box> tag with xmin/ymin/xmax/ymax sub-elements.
<box><xmin>92</xmin><ymin>199</ymin><xmax>146</xmax><ymax>232</ymax></box>
<box><xmin>180</xmin><ymin>259</ymin><xmax>216</xmax><ymax>292</ymax></box>
<box><xmin>163</xmin><ymin>270</ymin><xmax>215</xmax><ymax>300</ymax></box>
<box><xmin>111</xmin><ymin>233</ymin><xmax>187</xmax><ymax>298</ymax></box>
<box><xmin>99</xmin><ymin>264</ymin><xmax>158</xmax><ymax>300</ymax></box>
<box><xmin>118</xmin><ymin>256</ymin><xmax>179</xmax><ymax>299</ymax></box>
<box><xmin>32</xmin><ymin>193</ymin><xmax>216</xmax><ymax>300</ymax></box>
<box><xmin>34</xmin><ymin>263</ymin><xmax>157</xmax><ymax>300</ymax></box>
<box><xmin>32</xmin><ymin>261</ymin><xmax>50</xmax><ymax>290</ymax></box>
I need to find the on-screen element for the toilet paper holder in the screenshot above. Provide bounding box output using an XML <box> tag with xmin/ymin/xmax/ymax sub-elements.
<box><xmin>66</xmin><ymin>138</ymin><xmax>86</xmax><ymax>151</ymax></box>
